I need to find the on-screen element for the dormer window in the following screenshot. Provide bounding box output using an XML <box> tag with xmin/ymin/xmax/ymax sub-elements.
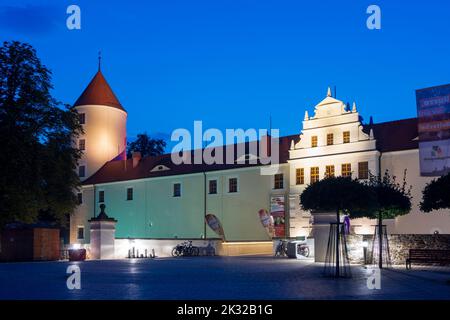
<box><xmin>236</xmin><ymin>154</ymin><xmax>258</xmax><ymax>163</ymax></box>
<box><xmin>151</xmin><ymin>165</ymin><xmax>170</xmax><ymax>172</ymax></box>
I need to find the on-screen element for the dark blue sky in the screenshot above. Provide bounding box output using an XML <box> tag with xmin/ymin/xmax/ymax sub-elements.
<box><xmin>1</xmin><ymin>0</ymin><xmax>450</xmax><ymax>143</ymax></box>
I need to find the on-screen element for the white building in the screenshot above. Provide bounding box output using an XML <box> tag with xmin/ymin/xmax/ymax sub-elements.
<box><xmin>69</xmin><ymin>68</ymin><xmax>449</xmax><ymax>259</ymax></box>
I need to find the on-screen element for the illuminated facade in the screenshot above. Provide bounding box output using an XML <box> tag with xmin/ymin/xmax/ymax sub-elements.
<box><xmin>70</xmin><ymin>71</ymin><xmax>450</xmax><ymax>254</ymax></box>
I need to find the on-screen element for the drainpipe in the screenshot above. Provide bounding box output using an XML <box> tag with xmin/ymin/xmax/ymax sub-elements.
<box><xmin>93</xmin><ymin>184</ymin><xmax>96</xmax><ymax>218</ymax></box>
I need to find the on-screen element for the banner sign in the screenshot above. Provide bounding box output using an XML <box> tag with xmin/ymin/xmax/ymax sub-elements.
<box><xmin>270</xmin><ymin>196</ymin><xmax>286</xmax><ymax>237</ymax></box>
<box><xmin>258</xmin><ymin>209</ymin><xmax>275</xmax><ymax>238</ymax></box>
<box><xmin>416</xmin><ymin>84</ymin><xmax>450</xmax><ymax>176</ymax></box>
<box><xmin>205</xmin><ymin>214</ymin><xmax>225</xmax><ymax>239</ymax></box>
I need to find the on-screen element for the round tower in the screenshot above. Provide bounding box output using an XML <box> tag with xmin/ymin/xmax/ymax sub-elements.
<box><xmin>73</xmin><ymin>68</ymin><xmax>127</xmax><ymax>181</ymax></box>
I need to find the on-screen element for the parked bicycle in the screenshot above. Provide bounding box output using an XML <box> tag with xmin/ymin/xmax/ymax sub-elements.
<box><xmin>297</xmin><ymin>243</ymin><xmax>310</xmax><ymax>257</ymax></box>
<box><xmin>172</xmin><ymin>240</ymin><xmax>200</xmax><ymax>257</ymax></box>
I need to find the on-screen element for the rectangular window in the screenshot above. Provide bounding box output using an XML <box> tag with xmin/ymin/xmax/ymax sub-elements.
<box><xmin>296</xmin><ymin>168</ymin><xmax>304</xmax><ymax>185</ymax></box>
<box><xmin>77</xmin><ymin>226</ymin><xmax>84</xmax><ymax>240</ymax></box>
<box><xmin>208</xmin><ymin>180</ymin><xmax>217</xmax><ymax>194</ymax></box>
<box><xmin>78</xmin><ymin>165</ymin><xmax>85</xmax><ymax>178</ymax></box>
<box><xmin>311</xmin><ymin>136</ymin><xmax>318</xmax><ymax>148</ymax></box>
<box><xmin>358</xmin><ymin>161</ymin><xmax>369</xmax><ymax>180</ymax></box>
<box><xmin>327</xmin><ymin>133</ymin><xmax>334</xmax><ymax>146</ymax></box>
<box><xmin>343</xmin><ymin>131</ymin><xmax>350</xmax><ymax>143</ymax></box>
<box><xmin>99</xmin><ymin>190</ymin><xmax>105</xmax><ymax>203</ymax></box>
<box><xmin>342</xmin><ymin>163</ymin><xmax>352</xmax><ymax>177</ymax></box>
<box><xmin>77</xmin><ymin>192</ymin><xmax>83</xmax><ymax>205</ymax></box>
<box><xmin>274</xmin><ymin>173</ymin><xmax>284</xmax><ymax>189</ymax></box>
<box><xmin>79</xmin><ymin>113</ymin><xmax>85</xmax><ymax>125</ymax></box>
<box><xmin>127</xmin><ymin>187</ymin><xmax>133</xmax><ymax>200</ymax></box>
<box><xmin>310</xmin><ymin>167</ymin><xmax>319</xmax><ymax>184</ymax></box>
<box><xmin>228</xmin><ymin>177</ymin><xmax>238</xmax><ymax>193</ymax></box>
<box><xmin>79</xmin><ymin>139</ymin><xmax>85</xmax><ymax>151</ymax></box>
<box><xmin>173</xmin><ymin>183</ymin><xmax>181</xmax><ymax>197</ymax></box>
<box><xmin>325</xmin><ymin>165</ymin><xmax>335</xmax><ymax>178</ymax></box>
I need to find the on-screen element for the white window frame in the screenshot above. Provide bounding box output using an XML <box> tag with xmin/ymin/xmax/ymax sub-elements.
<box><xmin>273</xmin><ymin>173</ymin><xmax>285</xmax><ymax>190</ymax></box>
<box><xmin>207</xmin><ymin>177</ymin><xmax>219</xmax><ymax>195</ymax></box>
<box><xmin>227</xmin><ymin>176</ymin><xmax>240</xmax><ymax>194</ymax></box>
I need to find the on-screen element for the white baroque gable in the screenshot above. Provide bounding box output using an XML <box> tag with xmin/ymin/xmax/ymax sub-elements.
<box><xmin>290</xmin><ymin>88</ymin><xmax>375</xmax><ymax>154</ymax></box>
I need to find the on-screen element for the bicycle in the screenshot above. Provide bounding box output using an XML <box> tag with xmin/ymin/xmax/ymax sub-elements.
<box><xmin>172</xmin><ymin>241</ymin><xmax>200</xmax><ymax>257</ymax></box>
<box><xmin>297</xmin><ymin>243</ymin><xmax>310</xmax><ymax>257</ymax></box>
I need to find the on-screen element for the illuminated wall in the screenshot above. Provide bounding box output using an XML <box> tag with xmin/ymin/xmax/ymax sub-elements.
<box><xmin>71</xmin><ymin>165</ymin><xmax>291</xmax><ymax>243</ymax></box>
<box><xmin>75</xmin><ymin>104</ymin><xmax>127</xmax><ymax>180</ymax></box>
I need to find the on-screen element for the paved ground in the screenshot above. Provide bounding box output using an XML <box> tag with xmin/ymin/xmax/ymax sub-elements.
<box><xmin>0</xmin><ymin>256</ymin><xmax>449</xmax><ymax>300</ymax></box>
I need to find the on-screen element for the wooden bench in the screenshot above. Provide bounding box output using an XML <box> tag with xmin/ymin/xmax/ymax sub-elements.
<box><xmin>406</xmin><ymin>249</ymin><xmax>450</xmax><ymax>269</ymax></box>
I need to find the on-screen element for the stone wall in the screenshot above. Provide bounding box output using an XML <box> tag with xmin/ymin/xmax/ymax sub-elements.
<box><xmin>346</xmin><ymin>234</ymin><xmax>450</xmax><ymax>265</ymax></box>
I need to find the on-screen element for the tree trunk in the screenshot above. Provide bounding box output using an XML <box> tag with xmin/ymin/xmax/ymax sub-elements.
<box><xmin>378</xmin><ymin>212</ymin><xmax>383</xmax><ymax>269</ymax></box>
<box><xmin>336</xmin><ymin>209</ymin><xmax>340</xmax><ymax>277</ymax></box>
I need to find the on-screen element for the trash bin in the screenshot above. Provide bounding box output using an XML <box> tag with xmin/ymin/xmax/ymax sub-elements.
<box><xmin>286</xmin><ymin>241</ymin><xmax>300</xmax><ymax>258</ymax></box>
<box><xmin>68</xmin><ymin>249</ymin><xmax>86</xmax><ymax>261</ymax></box>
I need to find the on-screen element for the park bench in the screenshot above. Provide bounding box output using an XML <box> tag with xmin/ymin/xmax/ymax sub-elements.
<box><xmin>405</xmin><ymin>249</ymin><xmax>450</xmax><ymax>269</ymax></box>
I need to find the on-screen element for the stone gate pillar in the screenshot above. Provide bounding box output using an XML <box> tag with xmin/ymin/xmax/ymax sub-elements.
<box><xmin>310</xmin><ymin>211</ymin><xmax>336</xmax><ymax>262</ymax></box>
<box><xmin>88</xmin><ymin>204</ymin><xmax>117</xmax><ymax>260</ymax></box>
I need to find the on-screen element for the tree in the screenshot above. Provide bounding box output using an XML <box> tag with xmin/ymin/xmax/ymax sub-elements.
<box><xmin>420</xmin><ymin>172</ymin><xmax>450</xmax><ymax>213</ymax></box>
<box><xmin>354</xmin><ymin>170</ymin><xmax>412</xmax><ymax>268</ymax></box>
<box><xmin>0</xmin><ymin>41</ymin><xmax>82</xmax><ymax>227</ymax></box>
<box><xmin>127</xmin><ymin>132</ymin><xmax>166</xmax><ymax>158</ymax></box>
<box><xmin>300</xmin><ymin>176</ymin><xmax>374</xmax><ymax>277</ymax></box>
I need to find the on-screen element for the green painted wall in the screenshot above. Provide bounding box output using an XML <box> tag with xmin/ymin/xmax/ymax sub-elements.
<box><xmin>74</xmin><ymin>166</ymin><xmax>289</xmax><ymax>242</ymax></box>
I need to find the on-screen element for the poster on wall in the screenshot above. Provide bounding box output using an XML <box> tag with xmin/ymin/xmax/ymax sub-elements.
<box><xmin>258</xmin><ymin>209</ymin><xmax>275</xmax><ymax>238</ymax></box>
<box><xmin>416</xmin><ymin>84</ymin><xmax>450</xmax><ymax>176</ymax></box>
<box><xmin>270</xmin><ymin>196</ymin><xmax>286</xmax><ymax>237</ymax></box>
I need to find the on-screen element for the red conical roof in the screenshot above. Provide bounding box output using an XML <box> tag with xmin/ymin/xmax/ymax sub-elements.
<box><xmin>74</xmin><ymin>70</ymin><xmax>126</xmax><ymax>112</ymax></box>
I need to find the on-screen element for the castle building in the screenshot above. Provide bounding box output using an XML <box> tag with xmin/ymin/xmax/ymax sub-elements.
<box><xmin>70</xmin><ymin>69</ymin><xmax>450</xmax><ymax>258</ymax></box>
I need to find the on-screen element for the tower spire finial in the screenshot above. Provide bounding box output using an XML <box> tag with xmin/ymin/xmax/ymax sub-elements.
<box><xmin>98</xmin><ymin>50</ymin><xmax>102</xmax><ymax>71</ymax></box>
<box><xmin>327</xmin><ymin>87</ymin><xmax>332</xmax><ymax>97</ymax></box>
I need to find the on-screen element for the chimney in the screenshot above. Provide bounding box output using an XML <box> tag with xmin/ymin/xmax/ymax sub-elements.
<box><xmin>132</xmin><ymin>152</ymin><xmax>141</xmax><ymax>168</ymax></box>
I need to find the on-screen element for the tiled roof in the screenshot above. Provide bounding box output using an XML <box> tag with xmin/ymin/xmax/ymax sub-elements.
<box><xmin>83</xmin><ymin>135</ymin><xmax>299</xmax><ymax>185</ymax></box>
<box><xmin>74</xmin><ymin>70</ymin><xmax>125</xmax><ymax>112</ymax></box>
<box><xmin>365</xmin><ymin>117</ymin><xmax>418</xmax><ymax>152</ymax></box>
<box><xmin>83</xmin><ymin>118</ymin><xmax>419</xmax><ymax>185</ymax></box>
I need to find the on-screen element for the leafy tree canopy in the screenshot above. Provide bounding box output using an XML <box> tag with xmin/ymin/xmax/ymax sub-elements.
<box><xmin>352</xmin><ymin>170</ymin><xmax>412</xmax><ymax>219</ymax></box>
<box><xmin>300</xmin><ymin>176</ymin><xmax>375</xmax><ymax>215</ymax></box>
<box><xmin>127</xmin><ymin>132</ymin><xmax>166</xmax><ymax>159</ymax></box>
<box><xmin>0</xmin><ymin>41</ymin><xmax>82</xmax><ymax>227</ymax></box>
<box><xmin>420</xmin><ymin>172</ymin><xmax>450</xmax><ymax>213</ymax></box>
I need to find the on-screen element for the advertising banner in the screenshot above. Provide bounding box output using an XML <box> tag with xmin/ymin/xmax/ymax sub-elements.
<box><xmin>258</xmin><ymin>209</ymin><xmax>275</xmax><ymax>238</ymax></box>
<box><xmin>205</xmin><ymin>214</ymin><xmax>225</xmax><ymax>239</ymax></box>
<box><xmin>416</xmin><ymin>84</ymin><xmax>450</xmax><ymax>176</ymax></box>
<box><xmin>270</xmin><ymin>196</ymin><xmax>286</xmax><ymax>237</ymax></box>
